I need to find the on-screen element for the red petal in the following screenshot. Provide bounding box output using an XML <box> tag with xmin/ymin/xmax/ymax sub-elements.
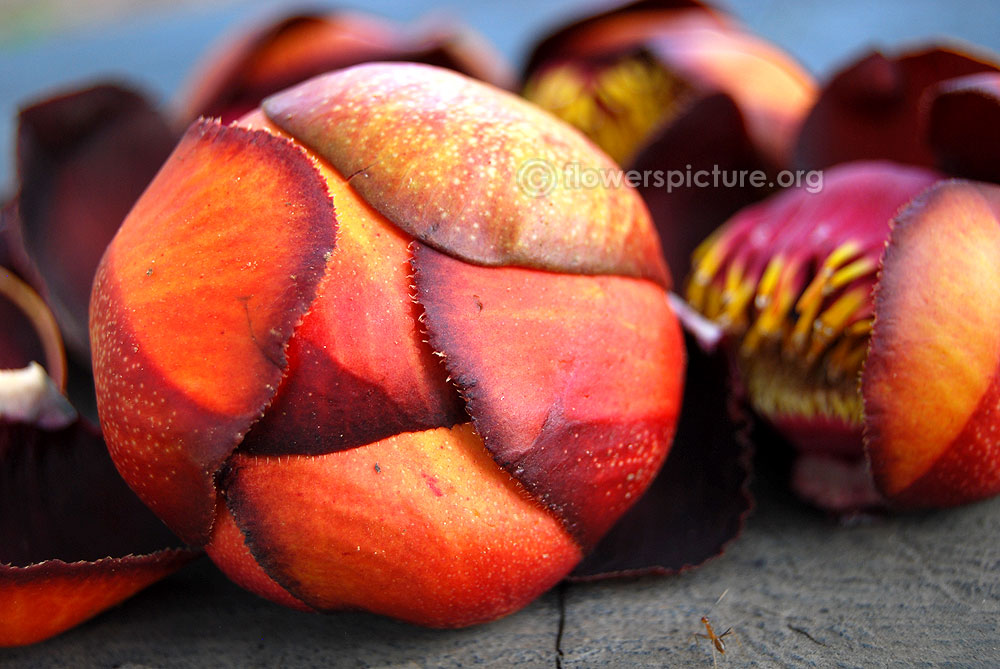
<box><xmin>795</xmin><ymin>48</ymin><xmax>999</xmax><ymax>170</ymax></box>
<box><xmin>865</xmin><ymin>180</ymin><xmax>1000</xmax><ymax>506</ymax></box>
<box><xmin>11</xmin><ymin>84</ymin><xmax>177</xmax><ymax>359</ymax></box>
<box><xmin>263</xmin><ymin>63</ymin><xmax>669</xmax><ymax>286</ymax></box>
<box><xmin>239</xmin><ymin>150</ymin><xmax>464</xmax><ymax>455</ymax></box>
<box><xmin>223</xmin><ymin>424</ymin><xmax>581</xmax><ymax>626</ymax></box>
<box><xmin>412</xmin><ymin>244</ymin><xmax>684</xmax><ymax>548</ymax></box>
<box><xmin>928</xmin><ymin>72</ymin><xmax>1000</xmax><ymax>182</ymax></box>
<box><xmin>571</xmin><ymin>328</ymin><xmax>751</xmax><ymax>578</ymax></box>
<box><xmin>90</xmin><ymin>120</ymin><xmax>336</xmax><ymax>545</ymax></box>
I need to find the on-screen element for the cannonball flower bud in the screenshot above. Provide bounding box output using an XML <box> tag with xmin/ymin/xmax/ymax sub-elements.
<box><xmin>90</xmin><ymin>63</ymin><xmax>684</xmax><ymax>626</ymax></box>
<box><xmin>686</xmin><ymin>161</ymin><xmax>954</xmax><ymax>510</ymax></box>
<box><xmin>522</xmin><ymin>0</ymin><xmax>815</xmax><ymax>168</ymax></box>
<box><xmin>520</xmin><ymin>0</ymin><xmax>816</xmax><ymax>287</ymax></box>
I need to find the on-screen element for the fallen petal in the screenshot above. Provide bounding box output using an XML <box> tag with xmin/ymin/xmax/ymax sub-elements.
<box><xmin>0</xmin><ymin>367</ymin><xmax>196</xmax><ymax>647</ymax></box>
<box><xmin>572</xmin><ymin>327</ymin><xmax>751</xmax><ymax>578</ymax></box>
<box><xmin>12</xmin><ymin>84</ymin><xmax>177</xmax><ymax>360</ymax></box>
<box><xmin>179</xmin><ymin>11</ymin><xmax>514</xmax><ymax>124</ymax></box>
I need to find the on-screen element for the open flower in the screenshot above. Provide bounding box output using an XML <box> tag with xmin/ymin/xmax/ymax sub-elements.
<box><xmin>684</xmin><ymin>41</ymin><xmax>1000</xmax><ymax>513</ymax></box>
<box><xmin>89</xmin><ymin>63</ymin><xmax>687</xmax><ymax>626</ymax></box>
<box><xmin>687</xmin><ymin>162</ymin><xmax>941</xmax><ymax>510</ymax></box>
<box><xmin>521</xmin><ymin>0</ymin><xmax>816</xmax><ymax>285</ymax></box>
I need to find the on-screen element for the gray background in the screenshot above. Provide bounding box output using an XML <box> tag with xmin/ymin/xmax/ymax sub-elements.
<box><xmin>2</xmin><ymin>1</ymin><xmax>1000</xmax><ymax>666</ymax></box>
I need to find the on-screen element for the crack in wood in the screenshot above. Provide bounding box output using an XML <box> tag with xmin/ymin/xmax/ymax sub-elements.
<box><xmin>788</xmin><ymin>624</ymin><xmax>827</xmax><ymax>647</ymax></box>
<box><xmin>555</xmin><ymin>582</ymin><xmax>567</xmax><ymax>669</ymax></box>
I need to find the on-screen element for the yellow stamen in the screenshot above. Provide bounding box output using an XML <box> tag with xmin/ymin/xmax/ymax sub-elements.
<box><xmin>789</xmin><ymin>242</ymin><xmax>861</xmax><ymax>353</ymax></box>
<box><xmin>0</xmin><ymin>266</ymin><xmax>67</xmax><ymax>391</ymax></box>
<box><xmin>687</xmin><ymin>235</ymin><xmax>728</xmax><ymax>312</ymax></box>
<box><xmin>525</xmin><ymin>55</ymin><xmax>688</xmax><ymax>165</ymax></box>
<box><xmin>806</xmin><ymin>286</ymin><xmax>870</xmax><ymax>364</ymax></box>
<box><xmin>828</xmin><ymin>256</ymin><xmax>878</xmax><ymax>292</ymax></box>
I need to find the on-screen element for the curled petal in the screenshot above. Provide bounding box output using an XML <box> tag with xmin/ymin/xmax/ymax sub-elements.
<box><xmin>865</xmin><ymin>180</ymin><xmax>1000</xmax><ymax>506</ymax></box>
<box><xmin>0</xmin><ymin>267</ymin><xmax>66</xmax><ymax>390</ymax></box>
<box><xmin>643</xmin><ymin>25</ymin><xmax>815</xmax><ymax>166</ymax></box>
<box><xmin>12</xmin><ymin>84</ymin><xmax>177</xmax><ymax>360</ymax></box>
<box><xmin>795</xmin><ymin>47</ymin><xmax>1000</xmax><ymax>170</ymax></box>
<box><xmin>521</xmin><ymin>1</ymin><xmax>814</xmax><ymax>167</ymax></box>
<box><xmin>687</xmin><ymin>161</ymin><xmax>941</xmax><ymax>458</ymax></box>
<box><xmin>928</xmin><ymin>72</ymin><xmax>1000</xmax><ymax>182</ymax></box>
<box><xmin>631</xmin><ymin>93</ymin><xmax>771</xmax><ymax>286</ymax></box>
<box><xmin>0</xmin><ymin>366</ymin><xmax>196</xmax><ymax>647</ymax></box>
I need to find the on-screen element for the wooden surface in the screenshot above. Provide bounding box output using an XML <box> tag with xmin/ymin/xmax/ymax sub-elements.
<box><xmin>2</xmin><ymin>2</ymin><xmax>1000</xmax><ymax>666</ymax></box>
<box><xmin>3</xmin><ymin>472</ymin><xmax>998</xmax><ymax>667</ymax></box>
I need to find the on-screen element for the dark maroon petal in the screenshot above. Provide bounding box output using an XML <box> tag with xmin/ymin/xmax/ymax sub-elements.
<box><xmin>631</xmin><ymin>92</ymin><xmax>772</xmax><ymax>286</ymax></box>
<box><xmin>13</xmin><ymin>83</ymin><xmax>177</xmax><ymax>360</ymax></box>
<box><xmin>928</xmin><ymin>72</ymin><xmax>1000</xmax><ymax>182</ymax></box>
<box><xmin>571</xmin><ymin>327</ymin><xmax>752</xmax><ymax>579</ymax></box>
<box><xmin>412</xmin><ymin>243</ymin><xmax>684</xmax><ymax>549</ymax></box>
<box><xmin>0</xmin><ymin>364</ymin><xmax>198</xmax><ymax>647</ymax></box>
<box><xmin>0</xmin><ymin>404</ymin><xmax>184</xmax><ymax>568</ymax></box>
<box><xmin>795</xmin><ymin>48</ymin><xmax>999</xmax><ymax>170</ymax></box>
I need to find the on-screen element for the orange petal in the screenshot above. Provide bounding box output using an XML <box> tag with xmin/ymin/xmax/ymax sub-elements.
<box><xmin>645</xmin><ymin>26</ymin><xmax>816</xmax><ymax>166</ymax></box>
<box><xmin>522</xmin><ymin>1</ymin><xmax>731</xmax><ymax>69</ymax></box>
<box><xmin>864</xmin><ymin>180</ymin><xmax>1000</xmax><ymax>505</ymax></box>
<box><xmin>223</xmin><ymin>424</ymin><xmax>582</xmax><ymax>627</ymax></box>
<box><xmin>263</xmin><ymin>63</ymin><xmax>668</xmax><ymax>285</ymax></box>
<box><xmin>90</xmin><ymin>119</ymin><xmax>336</xmax><ymax>545</ymax></box>
<box><xmin>0</xmin><ymin>551</ymin><xmax>194</xmax><ymax>647</ymax></box>
<box><xmin>239</xmin><ymin>147</ymin><xmax>464</xmax><ymax>455</ymax></box>
<box><xmin>412</xmin><ymin>244</ymin><xmax>684</xmax><ymax>547</ymax></box>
